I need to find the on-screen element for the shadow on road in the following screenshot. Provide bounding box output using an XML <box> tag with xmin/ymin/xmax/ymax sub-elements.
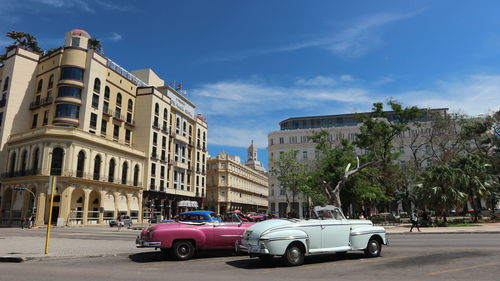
<box><xmin>226</xmin><ymin>252</ymin><xmax>368</xmax><ymax>269</ymax></box>
<box><xmin>129</xmin><ymin>250</ymin><xmax>241</xmax><ymax>263</ymax></box>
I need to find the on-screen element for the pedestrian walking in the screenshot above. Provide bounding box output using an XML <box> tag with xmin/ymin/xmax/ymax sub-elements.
<box><xmin>21</xmin><ymin>215</ymin><xmax>27</xmax><ymax>229</ymax></box>
<box><xmin>410</xmin><ymin>209</ymin><xmax>421</xmax><ymax>232</ymax></box>
<box><xmin>117</xmin><ymin>214</ymin><xmax>123</xmax><ymax>231</ymax></box>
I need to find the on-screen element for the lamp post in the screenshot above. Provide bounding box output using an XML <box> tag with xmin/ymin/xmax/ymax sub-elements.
<box><xmin>13</xmin><ymin>186</ymin><xmax>36</xmax><ymax>217</ymax></box>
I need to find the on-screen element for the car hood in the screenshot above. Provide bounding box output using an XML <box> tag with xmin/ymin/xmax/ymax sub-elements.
<box><xmin>243</xmin><ymin>219</ymin><xmax>294</xmax><ymax>239</ymax></box>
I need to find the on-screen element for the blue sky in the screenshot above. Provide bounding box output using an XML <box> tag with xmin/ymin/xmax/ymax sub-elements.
<box><xmin>2</xmin><ymin>0</ymin><xmax>500</xmax><ymax>170</ymax></box>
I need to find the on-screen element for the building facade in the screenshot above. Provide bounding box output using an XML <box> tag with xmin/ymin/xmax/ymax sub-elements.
<box><xmin>205</xmin><ymin>144</ymin><xmax>268</xmax><ymax>214</ymax></box>
<box><xmin>267</xmin><ymin>109</ymin><xmax>451</xmax><ymax>218</ymax></box>
<box><xmin>0</xmin><ymin>29</ymin><xmax>207</xmax><ymax>226</ymax></box>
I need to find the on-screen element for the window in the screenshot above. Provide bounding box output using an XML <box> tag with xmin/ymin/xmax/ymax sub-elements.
<box><xmin>160</xmin><ymin>166</ymin><xmax>165</xmax><ymax>178</ymax></box>
<box><xmin>93</xmin><ymin>155</ymin><xmax>101</xmax><ymax>180</ymax></box>
<box><xmin>61</xmin><ymin>67</ymin><xmax>84</xmax><ymax>81</ymax></box>
<box><xmin>103</xmin><ymin>101</ymin><xmax>109</xmax><ymax>113</ymax></box>
<box><xmin>50</xmin><ymin>148</ymin><xmax>64</xmax><ymax>176</ymax></box>
<box><xmin>0</xmin><ymin>112</ymin><xmax>3</xmax><ymax>126</ymax></box>
<box><xmin>93</xmin><ymin>78</ymin><xmax>101</xmax><ymax>93</ymax></box>
<box><xmin>90</xmin><ymin>113</ymin><xmax>97</xmax><ymax>128</ymax></box>
<box><xmin>133</xmin><ymin>165</ymin><xmax>140</xmax><ymax>186</ymax></box>
<box><xmin>125</xmin><ymin>129</ymin><xmax>131</xmax><ymax>143</ymax></box>
<box><xmin>36</xmin><ymin>79</ymin><xmax>43</xmax><ymax>93</ymax></box>
<box><xmin>113</xmin><ymin>125</ymin><xmax>119</xmax><ymax>139</ymax></box>
<box><xmin>154</xmin><ymin>103</ymin><xmax>159</xmax><ymax>115</ymax></box>
<box><xmin>126</xmin><ymin>112</ymin><xmax>132</xmax><ymax>123</ymax></box>
<box><xmin>153</xmin><ymin>132</ymin><xmax>158</xmax><ymax>145</ymax></box>
<box><xmin>121</xmin><ymin>162</ymin><xmax>128</xmax><ymax>184</ymax></box>
<box><xmin>163</xmin><ymin>108</ymin><xmax>168</xmax><ymax>119</ymax></box>
<box><xmin>279</xmin><ymin>137</ymin><xmax>284</xmax><ymax>144</ymax></box>
<box><xmin>101</xmin><ymin>119</ymin><xmax>107</xmax><ymax>134</ymax></box>
<box><xmin>48</xmin><ymin>75</ymin><xmax>54</xmax><ymax>89</ymax></box>
<box><xmin>150</xmin><ymin>178</ymin><xmax>155</xmax><ymax>190</ymax></box>
<box><xmin>3</xmin><ymin>76</ymin><xmax>9</xmax><ymax>91</ymax></box>
<box><xmin>116</xmin><ymin>93</ymin><xmax>122</xmax><ymax>106</ymax></box>
<box><xmin>76</xmin><ymin>151</ymin><xmax>85</xmax><ymax>178</ymax></box>
<box><xmin>55</xmin><ymin>104</ymin><xmax>79</xmax><ymax>119</ymax></box>
<box><xmin>303</xmin><ymin>151</ymin><xmax>308</xmax><ymax>160</ymax></box>
<box><xmin>108</xmin><ymin>159</ymin><xmax>116</xmax><ymax>182</ymax></box>
<box><xmin>71</xmin><ymin>37</ymin><xmax>80</xmax><ymax>47</ymax></box>
<box><xmin>43</xmin><ymin>110</ymin><xmax>49</xmax><ymax>125</ymax></box>
<box><xmin>92</xmin><ymin>94</ymin><xmax>99</xmax><ymax>108</ymax></box>
<box><xmin>58</xmin><ymin>86</ymin><xmax>82</xmax><ymax>98</ymax></box>
<box><xmin>162</xmin><ymin>136</ymin><xmax>166</xmax><ymax>148</ymax></box>
<box><xmin>31</xmin><ymin>114</ymin><xmax>38</xmax><ymax>128</ymax></box>
<box><xmin>104</xmin><ymin>86</ymin><xmax>110</xmax><ymax>100</ymax></box>
<box><xmin>151</xmin><ymin>163</ymin><xmax>156</xmax><ymax>176</ymax></box>
<box><xmin>127</xmin><ymin>99</ymin><xmax>133</xmax><ymax>112</ymax></box>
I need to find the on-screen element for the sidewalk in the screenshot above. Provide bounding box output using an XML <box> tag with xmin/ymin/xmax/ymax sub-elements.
<box><xmin>1</xmin><ymin>222</ymin><xmax>499</xmax><ymax>263</ymax></box>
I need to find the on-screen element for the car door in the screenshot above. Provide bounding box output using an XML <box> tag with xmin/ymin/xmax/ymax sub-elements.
<box><xmin>212</xmin><ymin>223</ymin><xmax>245</xmax><ymax>249</ymax></box>
<box><xmin>320</xmin><ymin>209</ymin><xmax>351</xmax><ymax>249</ymax></box>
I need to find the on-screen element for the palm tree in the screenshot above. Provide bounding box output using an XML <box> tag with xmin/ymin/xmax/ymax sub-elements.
<box><xmin>1</xmin><ymin>31</ymin><xmax>43</xmax><ymax>64</ymax></box>
<box><xmin>451</xmin><ymin>154</ymin><xmax>492</xmax><ymax>222</ymax></box>
<box><xmin>417</xmin><ymin>164</ymin><xmax>467</xmax><ymax>223</ymax></box>
<box><xmin>88</xmin><ymin>38</ymin><xmax>102</xmax><ymax>53</ymax></box>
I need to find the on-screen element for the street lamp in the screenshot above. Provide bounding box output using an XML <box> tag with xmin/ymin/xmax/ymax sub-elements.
<box><xmin>13</xmin><ymin>186</ymin><xmax>36</xmax><ymax>218</ymax></box>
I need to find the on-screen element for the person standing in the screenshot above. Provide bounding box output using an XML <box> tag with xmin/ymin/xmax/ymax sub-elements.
<box><xmin>117</xmin><ymin>214</ymin><xmax>123</xmax><ymax>231</ymax></box>
<box><xmin>410</xmin><ymin>210</ymin><xmax>421</xmax><ymax>232</ymax></box>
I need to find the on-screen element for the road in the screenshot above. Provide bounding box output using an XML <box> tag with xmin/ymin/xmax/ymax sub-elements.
<box><xmin>1</xmin><ymin>234</ymin><xmax>499</xmax><ymax>281</ymax></box>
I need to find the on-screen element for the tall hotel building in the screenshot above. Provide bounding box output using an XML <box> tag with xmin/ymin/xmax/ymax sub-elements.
<box><xmin>267</xmin><ymin>109</ymin><xmax>449</xmax><ymax>218</ymax></box>
<box><xmin>0</xmin><ymin>29</ymin><xmax>207</xmax><ymax>226</ymax></box>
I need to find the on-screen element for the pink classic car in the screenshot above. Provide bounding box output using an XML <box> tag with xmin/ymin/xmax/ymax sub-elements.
<box><xmin>136</xmin><ymin>220</ymin><xmax>254</xmax><ymax>260</ymax></box>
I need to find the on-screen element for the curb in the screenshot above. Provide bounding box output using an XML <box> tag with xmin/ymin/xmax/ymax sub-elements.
<box><xmin>0</xmin><ymin>252</ymin><xmax>134</xmax><ymax>263</ymax></box>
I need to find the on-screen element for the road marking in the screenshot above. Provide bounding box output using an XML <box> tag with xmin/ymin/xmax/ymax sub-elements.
<box><xmin>428</xmin><ymin>261</ymin><xmax>500</xmax><ymax>276</ymax></box>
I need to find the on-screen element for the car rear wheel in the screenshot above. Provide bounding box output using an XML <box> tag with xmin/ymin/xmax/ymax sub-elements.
<box><xmin>364</xmin><ymin>238</ymin><xmax>381</xmax><ymax>258</ymax></box>
<box><xmin>170</xmin><ymin>240</ymin><xmax>195</xmax><ymax>261</ymax></box>
<box><xmin>282</xmin><ymin>244</ymin><xmax>305</xmax><ymax>266</ymax></box>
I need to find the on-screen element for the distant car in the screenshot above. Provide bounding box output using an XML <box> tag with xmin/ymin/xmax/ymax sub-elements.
<box><xmin>237</xmin><ymin>205</ymin><xmax>388</xmax><ymax>266</ymax></box>
<box><xmin>136</xmin><ymin>220</ymin><xmax>254</xmax><ymax>260</ymax></box>
<box><xmin>109</xmin><ymin>215</ymin><xmax>132</xmax><ymax>227</ymax></box>
<box><xmin>177</xmin><ymin>211</ymin><xmax>222</xmax><ymax>223</ymax></box>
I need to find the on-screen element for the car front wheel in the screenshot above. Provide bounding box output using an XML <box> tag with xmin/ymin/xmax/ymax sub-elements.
<box><xmin>282</xmin><ymin>244</ymin><xmax>305</xmax><ymax>266</ymax></box>
<box><xmin>170</xmin><ymin>240</ymin><xmax>195</xmax><ymax>261</ymax></box>
<box><xmin>364</xmin><ymin>238</ymin><xmax>381</xmax><ymax>258</ymax></box>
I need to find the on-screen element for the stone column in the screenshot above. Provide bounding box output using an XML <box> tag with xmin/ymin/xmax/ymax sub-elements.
<box><xmin>98</xmin><ymin>190</ymin><xmax>106</xmax><ymax>224</ymax></box>
<box><xmin>113</xmin><ymin>191</ymin><xmax>120</xmax><ymax>217</ymax></box>
<box><xmin>58</xmin><ymin>185</ymin><xmax>74</xmax><ymax>226</ymax></box>
<box><xmin>35</xmin><ymin>189</ymin><xmax>46</xmax><ymax>227</ymax></box>
<box><xmin>138</xmin><ymin>193</ymin><xmax>143</xmax><ymax>223</ymax></box>
<box><xmin>82</xmin><ymin>188</ymin><xmax>91</xmax><ymax>225</ymax></box>
<box><xmin>126</xmin><ymin>193</ymin><xmax>132</xmax><ymax>216</ymax></box>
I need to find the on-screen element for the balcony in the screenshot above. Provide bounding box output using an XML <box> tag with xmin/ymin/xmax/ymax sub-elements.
<box><xmin>29</xmin><ymin>97</ymin><xmax>53</xmax><ymax>110</ymax></box>
<box><xmin>161</xmin><ymin>125</ymin><xmax>168</xmax><ymax>134</ymax></box>
<box><xmin>102</xmin><ymin>108</ymin><xmax>113</xmax><ymax>117</ymax></box>
<box><xmin>113</xmin><ymin>112</ymin><xmax>125</xmax><ymax>122</ymax></box>
<box><xmin>150</xmin><ymin>153</ymin><xmax>158</xmax><ymax>161</ymax></box>
<box><xmin>125</xmin><ymin>117</ymin><xmax>135</xmax><ymax>126</ymax></box>
<box><xmin>152</xmin><ymin>122</ymin><xmax>160</xmax><ymax>130</ymax></box>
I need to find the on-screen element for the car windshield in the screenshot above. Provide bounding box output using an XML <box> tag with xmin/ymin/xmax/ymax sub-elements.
<box><xmin>316</xmin><ymin>208</ymin><xmax>345</xmax><ymax>220</ymax></box>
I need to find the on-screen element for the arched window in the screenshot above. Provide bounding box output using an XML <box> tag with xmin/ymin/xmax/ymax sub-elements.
<box><xmin>76</xmin><ymin>150</ymin><xmax>85</xmax><ymax>178</ymax></box>
<box><xmin>104</xmin><ymin>86</ymin><xmax>110</xmax><ymax>100</ymax></box>
<box><xmin>48</xmin><ymin>75</ymin><xmax>54</xmax><ymax>89</ymax></box>
<box><xmin>20</xmin><ymin>150</ymin><xmax>28</xmax><ymax>174</ymax></box>
<box><xmin>50</xmin><ymin>147</ymin><xmax>64</xmax><ymax>176</ymax></box>
<box><xmin>93</xmin><ymin>78</ymin><xmax>101</xmax><ymax>93</ymax></box>
<box><xmin>32</xmin><ymin>148</ymin><xmax>40</xmax><ymax>170</ymax></box>
<box><xmin>127</xmin><ymin>99</ymin><xmax>133</xmax><ymax>112</ymax></box>
<box><xmin>3</xmin><ymin>76</ymin><xmax>9</xmax><ymax>91</ymax></box>
<box><xmin>133</xmin><ymin>165</ymin><xmax>140</xmax><ymax>186</ymax></box>
<box><xmin>163</xmin><ymin>108</ymin><xmax>168</xmax><ymax>119</ymax></box>
<box><xmin>36</xmin><ymin>80</ymin><xmax>43</xmax><ymax>93</ymax></box>
<box><xmin>108</xmin><ymin>158</ymin><xmax>115</xmax><ymax>182</ymax></box>
<box><xmin>93</xmin><ymin>155</ymin><xmax>101</xmax><ymax>180</ymax></box>
<box><xmin>121</xmin><ymin>162</ymin><xmax>128</xmax><ymax>184</ymax></box>
<box><xmin>116</xmin><ymin>93</ymin><xmax>122</xmax><ymax>106</ymax></box>
<box><xmin>154</xmin><ymin>103</ymin><xmax>159</xmax><ymax>115</ymax></box>
<box><xmin>9</xmin><ymin>152</ymin><xmax>16</xmax><ymax>175</ymax></box>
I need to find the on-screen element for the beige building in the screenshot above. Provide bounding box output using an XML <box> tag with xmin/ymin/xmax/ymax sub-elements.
<box><xmin>205</xmin><ymin>144</ymin><xmax>268</xmax><ymax>214</ymax></box>
<box><xmin>267</xmin><ymin>109</ymin><xmax>450</xmax><ymax>218</ymax></box>
<box><xmin>0</xmin><ymin>29</ymin><xmax>207</xmax><ymax>226</ymax></box>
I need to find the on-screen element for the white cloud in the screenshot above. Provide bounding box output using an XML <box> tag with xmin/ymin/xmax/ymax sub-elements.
<box><xmin>395</xmin><ymin>75</ymin><xmax>500</xmax><ymax>115</ymax></box>
<box><xmin>296</xmin><ymin>76</ymin><xmax>338</xmax><ymax>87</ymax></box>
<box><xmin>31</xmin><ymin>0</ymin><xmax>132</xmax><ymax>13</ymax></box>
<box><xmin>202</xmin><ymin>11</ymin><xmax>419</xmax><ymax>62</ymax></box>
<box><xmin>107</xmin><ymin>32</ymin><xmax>123</xmax><ymax>42</ymax></box>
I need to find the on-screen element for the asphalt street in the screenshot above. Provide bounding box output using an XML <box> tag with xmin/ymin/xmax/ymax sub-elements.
<box><xmin>0</xmin><ymin>234</ymin><xmax>499</xmax><ymax>281</ymax></box>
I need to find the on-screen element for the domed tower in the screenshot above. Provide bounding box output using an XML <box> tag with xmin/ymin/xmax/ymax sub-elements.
<box><xmin>245</xmin><ymin>140</ymin><xmax>266</xmax><ymax>173</ymax></box>
<box><xmin>64</xmin><ymin>29</ymin><xmax>91</xmax><ymax>49</ymax></box>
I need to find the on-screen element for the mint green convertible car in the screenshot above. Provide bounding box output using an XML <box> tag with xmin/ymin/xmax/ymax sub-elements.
<box><xmin>237</xmin><ymin>205</ymin><xmax>388</xmax><ymax>266</ymax></box>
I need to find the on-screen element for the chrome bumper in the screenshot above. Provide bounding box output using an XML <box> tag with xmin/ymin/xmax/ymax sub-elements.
<box><xmin>235</xmin><ymin>240</ymin><xmax>248</xmax><ymax>253</ymax></box>
<box><xmin>136</xmin><ymin>236</ymin><xmax>161</xmax><ymax>248</ymax></box>
<box><xmin>236</xmin><ymin>240</ymin><xmax>269</xmax><ymax>255</ymax></box>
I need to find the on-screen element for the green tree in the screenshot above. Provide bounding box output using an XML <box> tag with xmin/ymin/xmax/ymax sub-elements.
<box><xmin>1</xmin><ymin>31</ymin><xmax>43</xmax><ymax>64</ymax></box>
<box><xmin>417</xmin><ymin>164</ymin><xmax>467</xmax><ymax>223</ymax></box>
<box><xmin>88</xmin><ymin>38</ymin><xmax>103</xmax><ymax>53</ymax></box>
<box><xmin>270</xmin><ymin>150</ymin><xmax>311</xmax><ymax>216</ymax></box>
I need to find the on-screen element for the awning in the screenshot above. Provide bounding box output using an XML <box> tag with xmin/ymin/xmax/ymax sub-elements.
<box><xmin>117</xmin><ymin>195</ymin><xmax>128</xmax><ymax>211</ymax></box>
<box><xmin>130</xmin><ymin>196</ymin><xmax>140</xmax><ymax>211</ymax></box>
<box><xmin>178</xmin><ymin>200</ymin><xmax>198</xmax><ymax>208</ymax></box>
<box><xmin>102</xmin><ymin>193</ymin><xmax>115</xmax><ymax>211</ymax></box>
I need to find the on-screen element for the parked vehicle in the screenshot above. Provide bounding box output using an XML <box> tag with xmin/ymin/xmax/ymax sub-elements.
<box><xmin>136</xmin><ymin>220</ymin><xmax>254</xmax><ymax>260</ymax></box>
<box><xmin>177</xmin><ymin>211</ymin><xmax>222</xmax><ymax>223</ymax></box>
<box><xmin>109</xmin><ymin>215</ymin><xmax>132</xmax><ymax>227</ymax></box>
<box><xmin>237</xmin><ymin>205</ymin><xmax>388</xmax><ymax>266</ymax></box>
